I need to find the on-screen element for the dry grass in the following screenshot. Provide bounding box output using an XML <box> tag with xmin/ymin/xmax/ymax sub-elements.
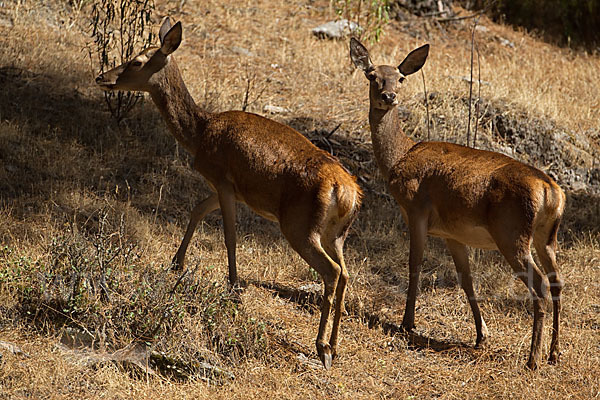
<box><xmin>1</xmin><ymin>0</ymin><xmax>600</xmax><ymax>398</ymax></box>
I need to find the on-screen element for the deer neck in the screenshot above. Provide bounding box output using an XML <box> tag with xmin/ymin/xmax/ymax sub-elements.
<box><xmin>148</xmin><ymin>58</ymin><xmax>208</xmax><ymax>154</ymax></box>
<box><xmin>368</xmin><ymin>106</ymin><xmax>415</xmax><ymax>180</ymax></box>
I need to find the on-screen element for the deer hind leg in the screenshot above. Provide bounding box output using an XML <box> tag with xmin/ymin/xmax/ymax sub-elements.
<box><xmin>445</xmin><ymin>239</ymin><xmax>488</xmax><ymax>348</ymax></box>
<box><xmin>401</xmin><ymin>214</ymin><xmax>428</xmax><ymax>332</ymax></box>
<box><xmin>496</xmin><ymin>238</ymin><xmax>550</xmax><ymax>370</ymax></box>
<box><xmin>322</xmin><ymin>235</ymin><xmax>350</xmax><ymax>361</ymax></box>
<box><xmin>534</xmin><ymin>222</ymin><xmax>563</xmax><ymax>364</ymax></box>
<box><xmin>291</xmin><ymin>234</ymin><xmax>341</xmax><ymax>369</ymax></box>
<box><xmin>172</xmin><ymin>193</ymin><xmax>220</xmax><ymax>270</ymax></box>
<box><xmin>280</xmin><ymin>209</ymin><xmax>341</xmax><ymax>369</ymax></box>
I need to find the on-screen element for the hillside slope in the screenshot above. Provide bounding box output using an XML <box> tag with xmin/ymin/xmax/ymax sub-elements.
<box><xmin>1</xmin><ymin>0</ymin><xmax>599</xmax><ymax>398</ymax></box>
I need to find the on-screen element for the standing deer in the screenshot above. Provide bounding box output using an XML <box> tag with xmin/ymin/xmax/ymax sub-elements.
<box><xmin>350</xmin><ymin>38</ymin><xmax>565</xmax><ymax>369</ymax></box>
<box><xmin>95</xmin><ymin>17</ymin><xmax>362</xmax><ymax>369</ymax></box>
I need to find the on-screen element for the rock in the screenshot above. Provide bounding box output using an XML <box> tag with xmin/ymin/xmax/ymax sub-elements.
<box><xmin>498</xmin><ymin>37</ymin><xmax>515</xmax><ymax>48</ymax></box>
<box><xmin>231</xmin><ymin>46</ymin><xmax>254</xmax><ymax>57</ymax></box>
<box><xmin>312</xmin><ymin>19</ymin><xmax>359</xmax><ymax>40</ymax></box>
<box><xmin>472</xmin><ymin>97</ymin><xmax>600</xmax><ymax>193</ymax></box>
<box><xmin>298</xmin><ymin>283</ymin><xmax>322</xmax><ymax>293</ymax></box>
<box><xmin>263</xmin><ymin>104</ymin><xmax>290</xmax><ymax>114</ymax></box>
<box><xmin>0</xmin><ymin>341</ymin><xmax>30</xmax><ymax>358</ymax></box>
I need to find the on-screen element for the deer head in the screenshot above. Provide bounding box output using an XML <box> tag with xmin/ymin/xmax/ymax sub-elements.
<box><xmin>95</xmin><ymin>17</ymin><xmax>182</xmax><ymax>92</ymax></box>
<box><xmin>350</xmin><ymin>38</ymin><xmax>429</xmax><ymax>111</ymax></box>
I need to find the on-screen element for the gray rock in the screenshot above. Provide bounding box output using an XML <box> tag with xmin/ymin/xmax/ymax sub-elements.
<box><xmin>0</xmin><ymin>341</ymin><xmax>29</xmax><ymax>358</ymax></box>
<box><xmin>232</xmin><ymin>46</ymin><xmax>255</xmax><ymax>57</ymax></box>
<box><xmin>312</xmin><ymin>19</ymin><xmax>359</xmax><ymax>40</ymax></box>
<box><xmin>499</xmin><ymin>37</ymin><xmax>515</xmax><ymax>48</ymax></box>
<box><xmin>298</xmin><ymin>283</ymin><xmax>322</xmax><ymax>293</ymax></box>
<box><xmin>263</xmin><ymin>104</ymin><xmax>290</xmax><ymax>114</ymax></box>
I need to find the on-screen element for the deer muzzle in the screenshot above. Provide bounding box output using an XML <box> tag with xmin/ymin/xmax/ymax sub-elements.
<box><xmin>381</xmin><ymin>92</ymin><xmax>397</xmax><ymax>105</ymax></box>
<box><xmin>95</xmin><ymin>73</ymin><xmax>116</xmax><ymax>90</ymax></box>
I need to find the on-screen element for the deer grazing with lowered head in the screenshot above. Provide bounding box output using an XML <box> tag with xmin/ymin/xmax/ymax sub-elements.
<box><xmin>95</xmin><ymin>17</ymin><xmax>362</xmax><ymax>369</ymax></box>
<box><xmin>350</xmin><ymin>38</ymin><xmax>565</xmax><ymax>369</ymax></box>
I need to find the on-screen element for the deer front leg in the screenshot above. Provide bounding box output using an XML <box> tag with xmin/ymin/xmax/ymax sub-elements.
<box><xmin>401</xmin><ymin>215</ymin><xmax>427</xmax><ymax>332</ymax></box>
<box><xmin>217</xmin><ymin>184</ymin><xmax>239</xmax><ymax>287</ymax></box>
<box><xmin>445</xmin><ymin>239</ymin><xmax>488</xmax><ymax>347</ymax></box>
<box><xmin>172</xmin><ymin>193</ymin><xmax>220</xmax><ymax>270</ymax></box>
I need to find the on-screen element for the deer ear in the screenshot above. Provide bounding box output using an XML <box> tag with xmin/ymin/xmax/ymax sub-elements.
<box><xmin>350</xmin><ymin>37</ymin><xmax>373</xmax><ymax>72</ymax></box>
<box><xmin>160</xmin><ymin>21</ymin><xmax>182</xmax><ymax>55</ymax></box>
<box><xmin>398</xmin><ymin>44</ymin><xmax>429</xmax><ymax>76</ymax></box>
<box><xmin>159</xmin><ymin>17</ymin><xmax>173</xmax><ymax>45</ymax></box>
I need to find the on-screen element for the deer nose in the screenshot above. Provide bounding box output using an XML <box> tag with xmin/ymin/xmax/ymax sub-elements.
<box><xmin>381</xmin><ymin>92</ymin><xmax>396</xmax><ymax>104</ymax></box>
<box><xmin>95</xmin><ymin>75</ymin><xmax>104</xmax><ymax>84</ymax></box>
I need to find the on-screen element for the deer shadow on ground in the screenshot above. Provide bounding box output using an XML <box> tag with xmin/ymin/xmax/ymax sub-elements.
<box><xmin>243</xmin><ymin>278</ymin><xmax>473</xmax><ymax>353</ymax></box>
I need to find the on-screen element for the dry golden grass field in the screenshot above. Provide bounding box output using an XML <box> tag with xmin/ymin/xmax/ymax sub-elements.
<box><xmin>1</xmin><ymin>0</ymin><xmax>599</xmax><ymax>398</ymax></box>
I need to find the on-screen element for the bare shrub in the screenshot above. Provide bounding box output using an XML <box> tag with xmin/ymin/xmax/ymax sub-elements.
<box><xmin>0</xmin><ymin>208</ymin><xmax>267</xmax><ymax>369</ymax></box>
<box><xmin>88</xmin><ymin>0</ymin><xmax>155</xmax><ymax>122</ymax></box>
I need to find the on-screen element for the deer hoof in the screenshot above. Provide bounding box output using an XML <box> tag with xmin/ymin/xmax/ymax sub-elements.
<box><xmin>331</xmin><ymin>346</ymin><xmax>338</xmax><ymax>361</ymax></box>
<box><xmin>171</xmin><ymin>255</ymin><xmax>183</xmax><ymax>271</ymax></box>
<box><xmin>475</xmin><ymin>335</ymin><xmax>488</xmax><ymax>349</ymax></box>
<box><xmin>320</xmin><ymin>352</ymin><xmax>333</xmax><ymax>370</ymax></box>
<box><xmin>317</xmin><ymin>343</ymin><xmax>333</xmax><ymax>370</ymax></box>
<box><xmin>548</xmin><ymin>351</ymin><xmax>561</xmax><ymax>365</ymax></box>
<box><xmin>526</xmin><ymin>357</ymin><xmax>540</xmax><ymax>371</ymax></box>
<box><xmin>228</xmin><ymin>283</ymin><xmax>244</xmax><ymax>303</ymax></box>
<box><xmin>399</xmin><ymin>323</ymin><xmax>415</xmax><ymax>335</ymax></box>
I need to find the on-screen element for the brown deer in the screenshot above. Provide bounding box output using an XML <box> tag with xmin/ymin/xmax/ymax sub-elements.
<box><xmin>350</xmin><ymin>38</ymin><xmax>565</xmax><ymax>369</ymax></box>
<box><xmin>95</xmin><ymin>17</ymin><xmax>362</xmax><ymax>369</ymax></box>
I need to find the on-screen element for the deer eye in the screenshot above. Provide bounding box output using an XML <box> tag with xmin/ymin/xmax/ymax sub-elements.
<box><xmin>399</xmin><ymin>76</ymin><xmax>406</xmax><ymax>83</ymax></box>
<box><xmin>131</xmin><ymin>60</ymin><xmax>143</xmax><ymax>67</ymax></box>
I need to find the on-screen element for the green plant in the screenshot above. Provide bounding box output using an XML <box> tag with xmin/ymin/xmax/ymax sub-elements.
<box><xmin>89</xmin><ymin>0</ymin><xmax>155</xmax><ymax>122</ymax></box>
<box><xmin>333</xmin><ymin>0</ymin><xmax>391</xmax><ymax>43</ymax></box>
